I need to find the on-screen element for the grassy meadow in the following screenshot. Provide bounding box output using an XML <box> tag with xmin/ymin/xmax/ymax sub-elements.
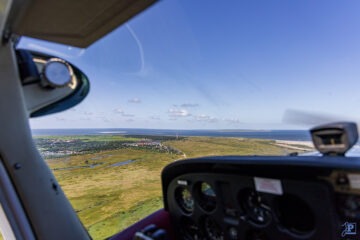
<box><xmin>33</xmin><ymin>135</ymin><xmax>312</xmax><ymax>239</ymax></box>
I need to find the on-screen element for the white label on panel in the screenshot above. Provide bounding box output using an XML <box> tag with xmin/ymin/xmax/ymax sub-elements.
<box><xmin>254</xmin><ymin>177</ymin><xmax>283</xmax><ymax>195</ymax></box>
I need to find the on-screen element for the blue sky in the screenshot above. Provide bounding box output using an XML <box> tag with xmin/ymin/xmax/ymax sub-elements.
<box><xmin>19</xmin><ymin>0</ymin><xmax>360</xmax><ymax>129</ymax></box>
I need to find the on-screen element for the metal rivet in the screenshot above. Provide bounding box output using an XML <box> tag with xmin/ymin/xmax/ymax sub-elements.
<box><xmin>13</xmin><ymin>163</ymin><xmax>21</xmax><ymax>170</ymax></box>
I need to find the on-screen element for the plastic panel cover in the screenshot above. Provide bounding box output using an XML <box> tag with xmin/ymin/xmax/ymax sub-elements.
<box><xmin>6</xmin><ymin>0</ymin><xmax>157</xmax><ymax>48</ymax></box>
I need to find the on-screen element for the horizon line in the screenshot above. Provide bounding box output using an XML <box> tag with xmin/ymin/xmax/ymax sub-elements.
<box><xmin>31</xmin><ymin>127</ymin><xmax>308</xmax><ymax>131</ymax></box>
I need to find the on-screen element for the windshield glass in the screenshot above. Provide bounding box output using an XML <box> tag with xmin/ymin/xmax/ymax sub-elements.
<box><xmin>18</xmin><ymin>0</ymin><xmax>360</xmax><ymax>239</ymax></box>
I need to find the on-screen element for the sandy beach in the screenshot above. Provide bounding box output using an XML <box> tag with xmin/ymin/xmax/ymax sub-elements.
<box><xmin>273</xmin><ymin>140</ymin><xmax>314</xmax><ymax>152</ymax></box>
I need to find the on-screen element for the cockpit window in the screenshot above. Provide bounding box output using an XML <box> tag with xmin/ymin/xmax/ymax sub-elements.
<box><xmin>21</xmin><ymin>0</ymin><xmax>360</xmax><ymax>238</ymax></box>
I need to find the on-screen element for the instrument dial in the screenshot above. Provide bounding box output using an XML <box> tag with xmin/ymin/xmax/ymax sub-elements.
<box><xmin>181</xmin><ymin>217</ymin><xmax>203</xmax><ymax>240</ymax></box>
<box><xmin>239</xmin><ymin>189</ymin><xmax>272</xmax><ymax>226</ymax></box>
<box><xmin>175</xmin><ymin>186</ymin><xmax>194</xmax><ymax>214</ymax></box>
<box><xmin>203</xmin><ymin>217</ymin><xmax>224</xmax><ymax>240</ymax></box>
<box><xmin>198</xmin><ymin>182</ymin><xmax>217</xmax><ymax>212</ymax></box>
<box><xmin>42</xmin><ymin>58</ymin><xmax>73</xmax><ymax>87</ymax></box>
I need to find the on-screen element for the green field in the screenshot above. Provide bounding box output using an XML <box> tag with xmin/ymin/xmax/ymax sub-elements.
<box><xmin>35</xmin><ymin>135</ymin><xmax>312</xmax><ymax>239</ymax></box>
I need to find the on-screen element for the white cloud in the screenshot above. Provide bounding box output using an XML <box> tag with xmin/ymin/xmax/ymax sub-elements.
<box><xmin>102</xmin><ymin>117</ymin><xmax>111</xmax><ymax>123</ymax></box>
<box><xmin>180</xmin><ymin>103</ymin><xmax>199</xmax><ymax>108</ymax></box>
<box><xmin>55</xmin><ymin>117</ymin><xmax>66</xmax><ymax>121</ymax></box>
<box><xmin>113</xmin><ymin>108</ymin><xmax>135</xmax><ymax>117</ymax></box>
<box><xmin>150</xmin><ymin>116</ymin><xmax>160</xmax><ymax>120</ymax></box>
<box><xmin>195</xmin><ymin>114</ymin><xmax>218</xmax><ymax>123</ymax></box>
<box><xmin>114</xmin><ymin>108</ymin><xmax>124</xmax><ymax>114</ymax></box>
<box><xmin>128</xmin><ymin>97</ymin><xmax>142</xmax><ymax>104</ymax></box>
<box><xmin>168</xmin><ymin>108</ymin><xmax>191</xmax><ymax>118</ymax></box>
<box><xmin>122</xmin><ymin>113</ymin><xmax>135</xmax><ymax>117</ymax></box>
<box><xmin>80</xmin><ymin>117</ymin><xmax>91</xmax><ymax>121</ymax></box>
<box><xmin>225</xmin><ymin>118</ymin><xmax>242</xmax><ymax>124</ymax></box>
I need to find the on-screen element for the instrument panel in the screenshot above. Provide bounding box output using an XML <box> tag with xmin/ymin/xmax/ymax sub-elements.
<box><xmin>162</xmin><ymin>156</ymin><xmax>360</xmax><ymax>240</ymax></box>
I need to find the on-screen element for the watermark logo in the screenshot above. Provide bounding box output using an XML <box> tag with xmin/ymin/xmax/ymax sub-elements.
<box><xmin>342</xmin><ymin>222</ymin><xmax>357</xmax><ymax>237</ymax></box>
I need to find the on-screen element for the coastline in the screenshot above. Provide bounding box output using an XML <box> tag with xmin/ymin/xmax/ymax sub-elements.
<box><xmin>273</xmin><ymin>140</ymin><xmax>314</xmax><ymax>152</ymax></box>
<box><xmin>31</xmin><ymin>128</ymin><xmax>311</xmax><ymax>141</ymax></box>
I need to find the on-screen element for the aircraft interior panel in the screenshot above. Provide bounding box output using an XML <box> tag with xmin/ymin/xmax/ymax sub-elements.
<box><xmin>162</xmin><ymin>157</ymin><xmax>360</xmax><ymax>240</ymax></box>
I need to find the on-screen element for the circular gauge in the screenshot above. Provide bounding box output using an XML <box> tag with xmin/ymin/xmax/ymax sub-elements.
<box><xmin>338</xmin><ymin>194</ymin><xmax>360</xmax><ymax>218</ymax></box>
<box><xmin>246</xmin><ymin>229</ymin><xmax>269</xmax><ymax>240</ymax></box>
<box><xmin>175</xmin><ymin>186</ymin><xmax>194</xmax><ymax>214</ymax></box>
<box><xmin>43</xmin><ymin>58</ymin><xmax>73</xmax><ymax>87</ymax></box>
<box><xmin>201</xmin><ymin>182</ymin><xmax>216</xmax><ymax>198</ymax></box>
<box><xmin>181</xmin><ymin>217</ymin><xmax>203</xmax><ymax>240</ymax></box>
<box><xmin>203</xmin><ymin>217</ymin><xmax>224</xmax><ymax>240</ymax></box>
<box><xmin>275</xmin><ymin>194</ymin><xmax>315</xmax><ymax>235</ymax></box>
<box><xmin>197</xmin><ymin>182</ymin><xmax>217</xmax><ymax>212</ymax></box>
<box><xmin>238</xmin><ymin>189</ymin><xmax>271</xmax><ymax>226</ymax></box>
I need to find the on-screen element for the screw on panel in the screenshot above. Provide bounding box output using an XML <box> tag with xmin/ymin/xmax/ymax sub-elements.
<box><xmin>1</xmin><ymin>28</ymin><xmax>11</xmax><ymax>45</ymax></box>
<box><xmin>13</xmin><ymin>163</ymin><xmax>21</xmax><ymax>170</ymax></box>
<box><xmin>51</xmin><ymin>179</ymin><xmax>59</xmax><ymax>195</ymax></box>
